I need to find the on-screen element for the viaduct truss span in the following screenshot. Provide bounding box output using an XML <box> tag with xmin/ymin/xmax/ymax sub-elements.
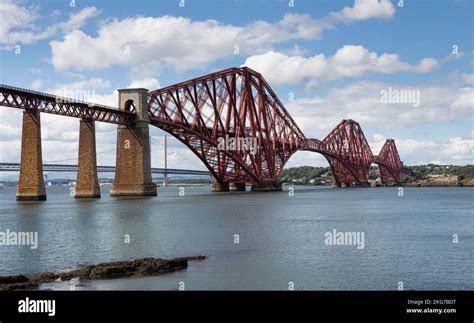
<box><xmin>0</xmin><ymin>67</ymin><xmax>402</xmax><ymax>200</ymax></box>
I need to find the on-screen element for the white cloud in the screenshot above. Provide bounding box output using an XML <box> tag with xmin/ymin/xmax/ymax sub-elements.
<box><xmin>44</xmin><ymin>78</ymin><xmax>113</xmax><ymax>106</ymax></box>
<box><xmin>0</xmin><ymin>0</ymin><xmax>100</xmax><ymax>46</ymax></box>
<box><xmin>451</xmin><ymin>88</ymin><xmax>474</xmax><ymax>114</ymax></box>
<box><xmin>370</xmin><ymin>133</ymin><xmax>474</xmax><ymax>165</ymax></box>
<box><xmin>31</xmin><ymin>79</ymin><xmax>43</xmax><ymax>90</ymax></box>
<box><xmin>331</xmin><ymin>0</ymin><xmax>395</xmax><ymax>21</ymax></box>
<box><xmin>41</xmin><ymin>77</ymin><xmax>162</xmax><ymax>108</ymax></box>
<box><xmin>49</xmin><ymin>0</ymin><xmax>396</xmax><ymax>73</ymax></box>
<box><xmin>462</xmin><ymin>73</ymin><xmax>474</xmax><ymax>84</ymax></box>
<box><xmin>46</xmin><ymin>78</ymin><xmax>111</xmax><ymax>93</ymax></box>
<box><xmin>128</xmin><ymin>78</ymin><xmax>161</xmax><ymax>90</ymax></box>
<box><xmin>0</xmin><ymin>0</ymin><xmax>40</xmax><ymax>45</ymax></box>
<box><xmin>57</xmin><ymin>7</ymin><xmax>101</xmax><ymax>33</ymax></box>
<box><xmin>243</xmin><ymin>45</ymin><xmax>438</xmax><ymax>88</ymax></box>
<box><xmin>284</xmin><ymin>80</ymin><xmax>468</xmax><ymax>139</ymax></box>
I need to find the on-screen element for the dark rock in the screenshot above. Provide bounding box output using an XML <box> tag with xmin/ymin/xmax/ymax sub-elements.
<box><xmin>0</xmin><ymin>255</ymin><xmax>204</xmax><ymax>290</ymax></box>
<box><xmin>179</xmin><ymin>255</ymin><xmax>206</xmax><ymax>261</ymax></box>
<box><xmin>28</xmin><ymin>272</ymin><xmax>58</xmax><ymax>284</ymax></box>
<box><xmin>0</xmin><ymin>282</ymin><xmax>39</xmax><ymax>291</ymax></box>
<box><xmin>0</xmin><ymin>274</ymin><xmax>29</xmax><ymax>284</ymax></box>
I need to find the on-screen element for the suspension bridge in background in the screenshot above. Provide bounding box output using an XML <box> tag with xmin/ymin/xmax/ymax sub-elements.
<box><xmin>0</xmin><ymin>163</ymin><xmax>211</xmax><ymax>176</ymax></box>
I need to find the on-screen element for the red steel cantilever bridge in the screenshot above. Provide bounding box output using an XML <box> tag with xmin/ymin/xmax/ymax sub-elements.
<box><xmin>0</xmin><ymin>67</ymin><xmax>402</xmax><ymax>199</ymax></box>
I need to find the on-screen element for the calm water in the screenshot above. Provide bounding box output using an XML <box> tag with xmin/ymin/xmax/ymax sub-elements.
<box><xmin>0</xmin><ymin>185</ymin><xmax>472</xmax><ymax>290</ymax></box>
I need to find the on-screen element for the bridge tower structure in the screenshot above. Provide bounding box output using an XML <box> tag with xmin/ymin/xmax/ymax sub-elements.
<box><xmin>110</xmin><ymin>88</ymin><xmax>157</xmax><ymax>196</ymax></box>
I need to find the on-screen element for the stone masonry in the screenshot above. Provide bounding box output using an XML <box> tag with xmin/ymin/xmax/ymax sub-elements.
<box><xmin>75</xmin><ymin>120</ymin><xmax>100</xmax><ymax>198</ymax></box>
<box><xmin>110</xmin><ymin>88</ymin><xmax>157</xmax><ymax>196</ymax></box>
<box><xmin>16</xmin><ymin>110</ymin><xmax>46</xmax><ymax>201</ymax></box>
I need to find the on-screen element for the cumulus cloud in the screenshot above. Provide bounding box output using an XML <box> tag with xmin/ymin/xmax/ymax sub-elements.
<box><xmin>31</xmin><ymin>79</ymin><xmax>43</xmax><ymax>90</ymax></box>
<box><xmin>0</xmin><ymin>0</ymin><xmax>41</xmax><ymax>45</ymax></box>
<box><xmin>44</xmin><ymin>78</ymin><xmax>113</xmax><ymax>107</ymax></box>
<box><xmin>57</xmin><ymin>7</ymin><xmax>101</xmax><ymax>33</ymax></box>
<box><xmin>49</xmin><ymin>0</ymin><xmax>396</xmax><ymax>72</ymax></box>
<box><xmin>0</xmin><ymin>0</ymin><xmax>100</xmax><ymax>46</ymax></box>
<box><xmin>243</xmin><ymin>45</ymin><xmax>439</xmax><ymax>88</ymax></box>
<box><xmin>127</xmin><ymin>78</ymin><xmax>161</xmax><ymax>90</ymax></box>
<box><xmin>370</xmin><ymin>133</ymin><xmax>474</xmax><ymax>165</ymax></box>
<box><xmin>451</xmin><ymin>88</ymin><xmax>474</xmax><ymax>115</ymax></box>
<box><xmin>283</xmin><ymin>80</ymin><xmax>468</xmax><ymax>139</ymax></box>
<box><xmin>331</xmin><ymin>0</ymin><xmax>395</xmax><ymax>21</ymax></box>
<box><xmin>47</xmin><ymin>78</ymin><xmax>111</xmax><ymax>93</ymax></box>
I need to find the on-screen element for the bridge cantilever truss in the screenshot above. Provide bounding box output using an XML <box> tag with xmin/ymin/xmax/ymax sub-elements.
<box><xmin>0</xmin><ymin>67</ymin><xmax>403</xmax><ymax>189</ymax></box>
<box><xmin>302</xmin><ymin>120</ymin><xmax>401</xmax><ymax>185</ymax></box>
<box><xmin>146</xmin><ymin>67</ymin><xmax>402</xmax><ymax>186</ymax></box>
<box><xmin>147</xmin><ymin>67</ymin><xmax>306</xmax><ymax>184</ymax></box>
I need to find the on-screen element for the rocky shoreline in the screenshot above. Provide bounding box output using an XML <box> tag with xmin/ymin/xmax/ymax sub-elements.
<box><xmin>0</xmin><ymin>256</ymin><xmax>206</xmax><ymax>291</ymax></box>
<box><xmin>403</xmin><ymin>177</ymin><xmax>474</xmax><ymax>187</ymax></box>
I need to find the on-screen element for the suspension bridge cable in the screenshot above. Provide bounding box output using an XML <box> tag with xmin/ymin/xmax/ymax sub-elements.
<box><xmin>149</xmin><ymin>135</ymin><xmax>205</xmax><ymax>169</ymax></box>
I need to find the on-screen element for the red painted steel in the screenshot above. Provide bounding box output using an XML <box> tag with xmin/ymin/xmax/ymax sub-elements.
<box><xmin>374</xmin><ymin>139</ymin><xmax>402</xmax><ymax>184</ymax></box>
<box><xmin>0</xmin><ymin>67</ymin><xmax>403</xmax><ymax>185</ymax></box>
<box><xmin>0</xmin><ymin>84</ymin><xmax>135</xmax><ymax>125</ymax></box>
<box><xmin>147</xmin><ymin>67</ymin><xmax>402</xmax><ymax>185</ymax></box>
<box><xmin>147</xmin><ymin>67</ymin><xmax>306</xmax><ymax>184</ymax></box>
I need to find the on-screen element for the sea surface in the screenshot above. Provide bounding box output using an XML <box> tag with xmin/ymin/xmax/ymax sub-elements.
<box><xmin>0</xmin><ymin>185</ymin><xmax>472</xmax><ymax>290</ymax></box>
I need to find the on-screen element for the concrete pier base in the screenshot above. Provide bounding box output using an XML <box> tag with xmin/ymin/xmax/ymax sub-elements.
<box><xmin>229</xmin><ymin>182</ymin><xmax>246</xmax><ymax>192</ymax></box>
<box><xmin>110</xmin><ymin>88</ymin><xmax>157</xmax><ymax>197</ymax></box>
<box><xmin>250</xmin><ymin>181</ymin><xmax>282</xmax><ymax>192</ymax></box>
<box><xmin>211</xmin><ymin>181</ymin><xmax>229</xmax><ymax>192</ymax></box>
<box><xmin>16</xmin><ymin>110</ymin><xmax>46</xmax><ymax>201</ymax></box>
<box><xmin>75</xmin><ymin>120</ymin><xmax>100</xmax><ymax>198</ymax></box>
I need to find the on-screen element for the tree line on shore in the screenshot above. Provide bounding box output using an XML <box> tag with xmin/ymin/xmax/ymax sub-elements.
<box><xmin>280</xmin><ymin>164</ymin><xmax>474</xmax><ymax>185</ymax></box>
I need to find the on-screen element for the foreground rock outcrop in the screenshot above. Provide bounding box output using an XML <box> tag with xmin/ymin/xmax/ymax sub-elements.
<box><xmin>0</xmin><ymin>256</ymin><xmax>206</xmax><ymax>291</ymax></box>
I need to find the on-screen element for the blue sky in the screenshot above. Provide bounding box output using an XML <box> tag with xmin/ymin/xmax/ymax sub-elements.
<box><xmin>0</xmin><ymin>0</ymin><xmax>473</xmax><ymax>170</ymax></box>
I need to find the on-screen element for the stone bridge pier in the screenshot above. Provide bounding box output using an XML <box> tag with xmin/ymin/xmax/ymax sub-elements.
<box><xmin>74</xmin><ymin>119</ymin><xmax>100</xmax><ymax>198</ymax></box>
<box><xmin>110</xmin><ymin>88</ymin><xmax>157</xmax><ymax>196</ymax></box>
<box><xmin>16</xmin><ymin>110</ymin><xmax>46</xmax><ymax>201</ymax></box>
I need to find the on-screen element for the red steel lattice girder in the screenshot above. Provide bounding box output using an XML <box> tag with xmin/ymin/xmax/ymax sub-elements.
<box><xmin>374</xmin><ymin>139</ymin><xmax>402</xmax><ymax>184</ymax></box>
<box><xmin>147</xmin><ymin>67</ymin><xmax>402</xmax><ymax>185</ymax></box>
<box><xmin>0</xmin><ymin>84</ymin><xmax>135</xmax><ymax>125</ymax></box>
<box><xmin>147</xmin><ymin>67</ymin><xmax>306</xmax><ymax>184</ymax></box>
